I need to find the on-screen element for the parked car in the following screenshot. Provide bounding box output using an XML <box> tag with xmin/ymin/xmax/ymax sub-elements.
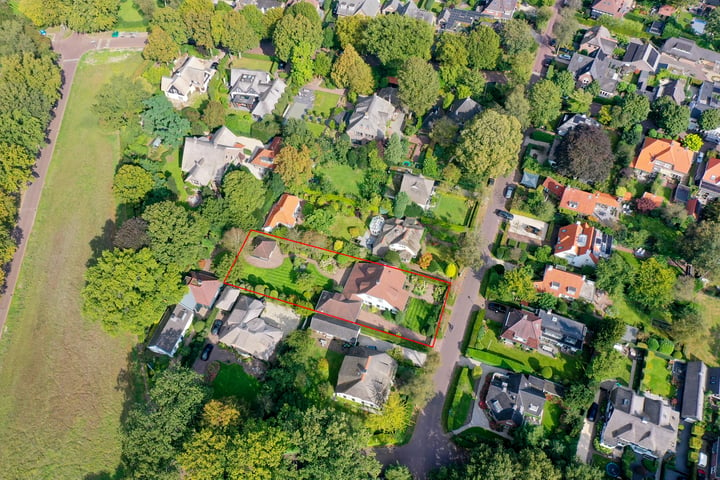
<box><xmin>587</xmin><ymin>402</ymin><xmax>599</xmax><ymax>422</ymax></box>
<box><xmin>200</xmin><ymin>344</ymin><xmax>214</xmax><ymax>361</ymax></box>
<box><xmin>504</xmin><ymin>184</ymin><xmax>516</xmax><ymax>199</ymax></box>
<box><xmin>525</xmin><ymin>225</ymin><xmax>541</xmax><ymax>235</ymax></box>
<box><xmin>487</xmin><ymin>177</ymin><xmax>495</xmax><ymax>186</ymax></box>
<box><xmin>487</xmin><ymin>302</ymin><xmax>508</xmax><ymax>314</ymax></box>
<box><xmin>558</xmin><ymin>53</ymin><xmax>572</xmax><ymax>60</ymax></box>
<box><xmin>211</xmin><ymin>320</ymin><xmax>223</xmax><ymax>335</ymax></box>
<box><xmin>366</xmin><ymin>345</ymin><xmax>378</xmax><ymax>350</ymax></box>
<box><xmin>495</xmin><ymin>210</ymin><xmax>514</xmax><ymax>221</ymax></box>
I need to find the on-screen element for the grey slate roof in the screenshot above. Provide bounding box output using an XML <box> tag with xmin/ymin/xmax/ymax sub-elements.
<box><xmin>310</xmin><ymin>314</ymin><xmax>361</xmax><ymax>342</ymax></box>
<box><xmin>371</xmin><ymin>217</ymin><xmax>425</xmax><ymax>261</ymax></box>
<box><xmin>215</xmin><ymin>288</ymin><xmax>241</xmax><ymax>312</ymax></box>
<box><xmin>537</xmin><ymin>309</ymin><xmax>587</xmax><ymax>351</ymax></box>
<box><xmin>219</xmin><ymin>316</ymin><xmax>283</xmax><ymax>360</ymax></box>
<box><xmin>449</xmin><ymin>97</ymin><xmax>482</xmax><ymax>124</ymax></box>
<box><xmin>520</xmin><ymin>171</ymin><xmax>540</xmax><ymax>189</ymax></box>
<box><xmin>437</xmin><ymin>8</ymin><xmax>483</xmax><ymax>32</ymax></box>
<box><xmin>662</xmin><ymin>37</ymin><xmax>720</xmax><ymax>65</ymax></box>
<box><xmin>485</xmin><ymin>372</ymin><xmax>557</xmax><ymax>427</ymax></box>
<box><xmin>579</xmin><ymin>25</ymin><xmax>617</xmax><ymax>55</ymax></box>
<box><xmin>567</xmin><ymin>50</ymin><xmax>620</xmax><ymax>95</ymax></box>
<box><xmin>229</xmin><ymin>69</ymin><xmax>287</xmax><ymax>118</ymax></box>
<box><xmin>674</xmin><ymin>184</ymin><xmax>691</xmax><ymax>203</ymax></box>
<box><xmin>161</xmin><ymin>56</ymin><xmax>216</xmax><ymax>100</ymax></box>
<box><xmin>347</xmin><ymin>94</ymin><xmax>403</xmax><ymax>143</ymax></box>
<box><xmin>335</xmin><ymin>350</ymin><xmax>397</xmax><ymax>407</ymax></box>
<box><xmin>396</xmin><ymin>0</ymin><xmax>435</xmax><ymax>24</ymax></box>
<box><xmin>557</xmin><ymin>114</ymin><xmax>601</xmax><ymax>136</ymax></box>
<box><xmin>602</xmin><ymin>386</ymin><xmax>679</xmax><ymax>457</ymax></box>
<box><xmin>681</xmin><ymin>361</ymin><xmax>707</xmax><ymax>420</ymax></box>
<box><xmin>623</xmin><ymin>41</ymin><xmax>660</xmax><ymax>72</ymax></box>
<box><xmin>336</xmin><ymin>0</ymin><xmax>381</xmax><ymax>16</ymax></box>
<box><xmin>655</xmin><ymin>78</ymin><xmax>686</xmax><ymax>105</ymax></box>
<box><xmin>148</xmin><ymin>304</ymin><xmax>194</xmax><ymax>357</ymax></box>
<box><xmin>399</xmin><ymin>173</ymin><xmax>435</xmax><ymax>208</ymax></box>
<box><xmin>226</xmin><ymin>295</ymin><xmax>265</xmax><ymax>326</ymax></box>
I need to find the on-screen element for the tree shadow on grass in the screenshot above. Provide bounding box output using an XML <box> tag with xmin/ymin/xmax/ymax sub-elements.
<box><xmin>85</xmin><ymin>219</ymin><xmax>115</xmax><ymax>269</ymax></box>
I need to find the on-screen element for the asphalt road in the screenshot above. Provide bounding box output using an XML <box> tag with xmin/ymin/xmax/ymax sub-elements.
<box><xmin>375</xmin><ymin>173</ymin><xmax>515</xmax><ymax>478</ymax></box>
<box><xmin>531</xmin><ymin>0</ymin><xmax>564</xmax><ymax>83</ymax></box>
<box><xmin>0</xmin><ymin>31</ymin><xmax>147</xmax><ymax>340</ymax></box>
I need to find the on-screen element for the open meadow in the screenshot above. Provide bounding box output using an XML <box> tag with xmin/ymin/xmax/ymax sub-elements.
<box><xmin>0</xmin><ymin>51</ymin><xmax>144</xmax><ymax>479</ymax></box>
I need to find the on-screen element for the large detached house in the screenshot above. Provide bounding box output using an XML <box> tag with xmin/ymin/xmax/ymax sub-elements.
<box><xmin>601</xmin><ymin>386</ymin><xmax>679</xmax><ymax>458</ymax></box>
<box><xmin>399</xmin><ymin>173</ymin><xmax>435</xmax><ymax>210</ymax></box>
<box><xmin>335</xmin><ymin>349</ymin><xmax>397</xmax><ymax>410</ymax></box>
<box><xmin>553</xmin><ymin>222</ymin><xmax>612</xmax><ymax>268</ymax></box>
<box><xmin>481</xmin><ymin>0</ymin><xmax>517</xmax><ymax>20</ymax></box>
<box><xmin>632</xmin><ymin>138</ymin><xmax>694</xmax><ymax>181</ymax></box>
<box><xmin>382</xmin><ymin>0</ymin><xmax>436</xmax><ymax>24</ymax></box>
<box><xmin>372</xmin><ymin>217</ymin><xmax>425</xmax><ymax>262</ymax></box>
<box><xmin>437</xmin><ymin>8</ymin><xmax>483</xmax><ymax>32</ymax></box>
<box><xmin>218</xmin><ymin>295</ymin><xmax>284</xmax><ymax>361</ymax></box>
<box><xmin>246</xmin><ymin>137</ymin><xmax>282</xmax><ymax>180</ymax></box>
<box><xmin>347</xmin><ymin>94</ymin><xmax>404</xmax><ymax>144</ymax></box>
<box><xmin>682</xmin><ymin>361</ymin><xmax>708</xmax><ymax>422</ymax></box>
<box><xmin>590</xmin><ymin>0</ymin><xmax>633</xmax><ymax>18</ymax></box>
<box><xmin>181</xmin><ymin>127</ymin><xmax>263</xmax><ymax>187</ymax></box>
<box><xmin>501</xmin><ymin>308</ymin><xmax>587</xmax><ymax>355</ymax></box>
<box><xmin>148</xmin><ymin>304</ymin><xmax>195</xmax><ymax>357</ymax></box>
<box><xmin>535</xmin><ymin>265</ymin><xmax>596</xmax><ymax>301</ymax></box>
<box><xmin>229</xmin><ymin>69</ymin><xmax>287</xmax><ymax>119</ymax></box>
<box><xmin>343</xmin><ymin>262</ymin><xmax>409</xmax><ymax>312</ymax></box>
<box><xmin>309</xmin><ymin>290</ymin><xmax>362</xmax><ymax>342</ymax></box>
<box><xmin>567</xmin><ymin>49</ymin><xmax>620</xmax><ymax>96</ymax></box>
<box><xmin>579</xmin><ymin>25</ymin><xmax>617</xmax><ymax>56</ymax></box>
<box><xmin>699</xmin><ymin>157</ymin><xmax>720</xmax><ymax>203</ymax></box>
<box><xmin>263</xmin><ymin>193</ymin><xmax>302</xmax><ymax>232</ymax></box>
<box><xmin>161</xmin><ymin>56</ymin><xmax>216</xmax><ymax>103</ymax></box>
<box><xmin>336</xmin><ymin>0</ymin><xmax>381</xmax><ymax>16</ymax></box>
<box><xmin>559</xmin><ymin>187</ymin><xmax>620</xmax><ymax>219</ymax></box>
<box><xmin>484</xmin><ymin>372</ymin><xmax>561</xmax><ymax>428</ymax></box>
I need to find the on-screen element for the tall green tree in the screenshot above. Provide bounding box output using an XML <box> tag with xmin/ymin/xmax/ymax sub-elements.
<box><xmin>467</xmin><ymin>25</ymin><xmax>500</xmax><ymax>70</ymax></box>
<box><xmin>595</xmin><ymin>253</ymin><xmax>635</xmax><ymax>295</ymax></box>
<box><xmin>222</xmin><ymin>169</ymin><xmax>265</xmax><ymax>229</ymax></box>
<box><xmin>65</xmin><ymin>0</ymin><xmax>119</xmax><ymax>33</ymax></box>
<box><xmin>553</xmin><ymin>8</ymin><xmax>579</xmax><ymax>49</ymax></box>
<box><xmin>82</xmin><ymin>248</ymin><xmax>184</xmax><ymax>333</ymax></box>
<box><xmin>239</xmin><ymin>5</ymin><xmax>266</xmax><ymax>38</ymax></box>
<box><xmin>142</xmin><ymin>200</ymin><xmax>208</xmax><ymax>266</ymax></box>
<box><xmin>455</xmin><ymin>109</ymin><xmax>522</xmax><ymax>179</ymax></box>
<box><xmin>272</xmin><ymin>8</ymin><xmax>322</xmax><ymax>62</ymax></box>
<box><xmin>398</xmin><ymin>57</ymin><xmax>440</xmax><ymax>116</ymax></box>
<box><xmin>151</xmin><ymin>7</ymin><xmax>188</xmax><ymax>44</ymax></box>
<box><xmin>652</xmin><ymin>96</ymin><xmax>690</xmax><ymax>137</ymax></box>
<box><xmin>683</xmin><ymin>220</ymin><xmax>720</xmax><ymax>282</ymax></box>
<box><xmin>93</xmin><ymin>75</ymin><xmax>151</xmax><ymax>129</ymax></box>
<box><xmin>501</xmin><ymin>19</ymin><xmax>536</xmax><ymax>54</ymax></box>
<box><xmin>179</xmin><ymin>0</ymin><xmax>215</xmax><ymax>49</ymax></box>
<box><xmin>435</xmin><ymin>32</ymin><xmax>469</xmax><ymax>87</ymax></box>
<box><xmin>628</xmin><ymin>257</ymin><xmax>676</xmax><ymax>310</ymax></box>
<box><xmin>529</xmin><ymin>80</ymin><xmax>562</xmax><ymax>127</ymax></box>
<box><xmin>228</xmin><ymin>425</ymin><xmax>292</xmax><ymax>480</ymax></box>
<box><xmin>143</xmin><ymin>27</ymin><xmax>179</xmax><ymax>64</ymax></box>
<box><xmin>364</xmin><ymin>15</ymin><xmax>434</xmax><ymax>66</ymax></box>
<box><xmin>502</xmin><ymin>86</ymin><xmax>531</xmax><ymax>129</ymax></box>
<box><xmin>274</xmin><ymin>145</ymin><xmax>313</xmax><ymax>190</ymax></box>
<box><xmin>495</xmin><ymin>265</ymin><xmax>537</xmax><ymax>303</ymax></box>
<box><xmin>700</xmin><ymin>108</ymin><xmax>720</xmax><ymax>130</ymax></box>
<box><xmin>113</xmin><ymin>164</ymin><xmax>154</xmax><ymax>205</ymax></box>
<box><xmin>0</xmin><ymin>143</ymin><xmax>34</xmax><ymax>194</ymax></box>
<box><xmin>331</xmin><ymin>44</ymin><xmax>374</xmax><ymax>96</ymax></box>
<box><xmin>211</xmin><ymin>8</ymin><xmax>258</xmax><ymax>54</ymax></box>
<box><xmin>335</xmin><ymin>14</ymin><xmax>370</xmax><ymax>49</ymax></box>
<box><xmin>141</xmin><ymin>94</ymin><xmax>191</xmax><ymax>147</ymax></box>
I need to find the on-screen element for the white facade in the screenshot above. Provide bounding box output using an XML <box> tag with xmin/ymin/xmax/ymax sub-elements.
<box><xmin>356</xmin><ymin>292</ymin><xmax>397</xmax><ymax>313</ymax></box>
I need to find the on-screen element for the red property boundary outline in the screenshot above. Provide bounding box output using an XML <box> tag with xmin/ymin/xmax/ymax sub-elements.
<box><xmin>222</xmin><ymin>230</ymin><xmax>451</xmax><ymax>348</ymax></box>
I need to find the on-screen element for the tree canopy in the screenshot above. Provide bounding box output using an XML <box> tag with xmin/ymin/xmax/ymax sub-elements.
<box><xmin>113</xmin><ymin>164</ymin><xmax>154</xmax><ymax>205</ymax></box>
<box><xmin>398</xmin><ymin>56</ymin><xmax>440</xmax><ymax>116</ymax></box>
<box><xmin>628</xmin><ymin>257</ymin><xmax>676</xmax><ymax>311</ymax></box>
<box><xmin>222</xmin><ymin>169</ymin><xmax>266</xmax><ymax>230</ymax></box>
<box><xmin>331</xmin><ymin>45</ymin><xmax>374</xmax><ymax>97</ymax></box>
<box><xmin>652</xmin><ymin>96</ymin><xmax>690</xmax><ymax>137</ymax></box>
<box><xmin>555</xmin><ymin>125</ymin><xmax>614</xmax><ymax>184</ymax></box>
<box><xmin>142</xmin><ymin>200</ymin><xmax>209</xmax><ymax>267</ymax></box>
<box><xmin>274</xmin><ymin>145</ymin><xmax>313</xmax><ymax>190</ymax></box>
<box><xmin>141</xmin><ymin>94</ymin><xmax>191</xmax><ymax>147</ymax></box>
<box><xmin>364</xmin><ymin>15</ymin><xmax>434</xmax><ymax>66</ymax></box>
<box><xmin>529</xmin><ymin>80</ymin><xmax>562</xmax><ymax>127</ymax></box>
<box><xmin>93</xmin><ymin>75</ymin><xmax>151</xmax><ymax>129</ymax></box>
<box><xmin>272</xmin><ymin>7</ymin><xmax>322</xmax><ymax>62</ymax></box>
<box><xmin>683</xmin><ymin>220</ymin><xmax>720</xmax><ymax>282</ymax></box>
<box><xmin>467</xmin><ymin>25</ymin><xmax>500</xmax><ymax>70</ymax></box>
<box><xmin>455</xmin><ymin>109</ymin><xmax>523</xmax><ymax>180</ymax></box>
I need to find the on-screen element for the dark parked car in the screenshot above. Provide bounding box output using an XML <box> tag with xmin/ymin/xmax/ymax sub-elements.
<box><xmin>487</xmin><ymin>177</ymin><xmax>495</xmax><ymax>186</ymax></box>
<box><xmin>504</xmin><ymin>184</ymin><xmax>516</xmax><ymax>199</ymax></box>
<box><xmin>495</xmin><ymin>210</ymin><xmax>514</xmax><ymax>221</ymax></box>
<box><xmin>200</xmin><ymin>344</ymin><xmax>214</xmax><ymax>361</ymax></box>
<box><xmin>211</xmin><ymin>320</ymin><xmax>223</xmax><ymax>335</ymax></box>
<box><xmin>487</xmin><ymin>302</ymin><xmax>508</xmax><ymax>314</ymax></box>
<box><xmin>587</xmin><ymin>402</ymin><xmax>599</xmax><ymax>422</ymax></box>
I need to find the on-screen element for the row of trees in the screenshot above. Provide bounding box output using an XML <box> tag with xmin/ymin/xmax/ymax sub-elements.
<box><xmin>19</xmin><ymin>0</ymin><xmax>121</xmax><ymax>33</ymax></box>
<box><xmin>0</xmin><ymin>5</ymin><xmax>62</xmax><ymax>289</ymax></box>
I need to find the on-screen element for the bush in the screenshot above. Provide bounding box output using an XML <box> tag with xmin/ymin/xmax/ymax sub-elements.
<box><xmin>672</xmin><ymin>350</ymin><xmax>683</xmax><ymax>359</ymax></box>
<box><xmin>194</xmin><ymin>320</ymin><xmax>206</xmax><ymax>333</ymax></box>
<box><xmin>647</xmin><ymin>337</ymin><xmax>659</xmax><ymax>351</ymax></box>
<box><xmin>255</xmin><ymin>284</ymin><xmax>266</xmax><ymax>294</ymax></box>
<box><xmin>659</xmin><ymin>339</ymin><xmax>674</xmax><ymax>355</ymax></box>
<box><xmin>541</xmin><ymin>366</ymin><xmax>553</xmax><ymax>379</ymax></box>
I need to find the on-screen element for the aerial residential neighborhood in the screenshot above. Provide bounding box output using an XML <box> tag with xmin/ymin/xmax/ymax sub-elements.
<box><xmin>3</xmin><ymin>0</ymin><xmax>720</xmax><ymax>478</ymax></box>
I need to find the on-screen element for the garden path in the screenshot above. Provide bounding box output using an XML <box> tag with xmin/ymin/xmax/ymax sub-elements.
<box><xmin>304</xmin><ymin>77</ymin><xmax>346</xmax><ymax>96</ymax></box>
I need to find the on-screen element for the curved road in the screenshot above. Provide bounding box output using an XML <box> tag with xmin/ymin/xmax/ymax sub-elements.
<box><xmin>0</xmin><ymin>31</ymin><xmax>147</xmax><ymax>339</ymax></box>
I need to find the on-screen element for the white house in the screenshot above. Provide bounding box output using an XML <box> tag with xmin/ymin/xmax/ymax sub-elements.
<box><xmin>147</xmin><ymin>304</ymin><xmax>194</xmax><ymax>357</ymax></box>
<box><xmin>161</xmin><ymin>56</ymin><xmax>216</xmax><ymax>103</ymax></box>
<box><xmin>553</xmin><ymin>222</ymin><xmax>613</xmax><ymax>268</ymax></box>
<box><xmin>335</xmin><ymin>350</ymin><xmax>397</xmax><ymax>411</ymax></box>
<box><xmin>342</xmin><ymin>262</ymin><xmax>409</xmax><ymax>313</ymax></box>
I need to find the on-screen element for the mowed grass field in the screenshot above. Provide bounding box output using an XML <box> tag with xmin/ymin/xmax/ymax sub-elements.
<box><xmin>0</xmin><ymin>51</ymin><xmax>143</xmax><ymax>479</ymax></box>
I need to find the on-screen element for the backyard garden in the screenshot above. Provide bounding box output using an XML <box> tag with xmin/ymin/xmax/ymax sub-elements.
<box><xmin>640</xmin><ymin>351</ymin><xmax>674</xmax><ymax>398</ymax></box>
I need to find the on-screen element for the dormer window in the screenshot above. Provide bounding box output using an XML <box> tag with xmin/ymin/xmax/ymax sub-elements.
<box><xmin>550</xmin><ymin>281</ymin><xmax>560</xmax><ymax>290</ymax></box>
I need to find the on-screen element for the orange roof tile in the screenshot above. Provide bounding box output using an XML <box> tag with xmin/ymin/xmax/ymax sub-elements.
<box><xmin>263</xmin><ymin>193</ymin><xmax>301</xmax><ymax>230</ymax></box>
<box><xmin>560</xmin><ymin>187</ymin><xmax>597</xmax><ymax>216</ymax></box>
<box><xmin>187</xmin><ymin>271</ymin><xmax>221</xmax><ymax>307</ymax></box>
<box><xmin>641</xmin><ymin>192</ymin><xmax>665</xmax><ymax>209</ymax></box>
<box><xmin>632</xmin><ymin>138</ymin><xmax>694</xmax><ymax>175</ymax></box>
<box><xmin>555</xmin><ymin>222</ymin><xmax>597</xmax><ymax>259</ymax></box>
<box><xmin>594</xmin><ymin>191</ymin><xmax>619</xmax><ymax>209</ymax></box>
<box><xmin>658</xmin><ymin>4</ymin><xmax>675</xmax><ymax>16</ymax></box>
<box><xmin>543</xmin><ymin>177</ymin><xmax>566</xmax><ymax>197</ymax></box>
<box><xmin>687</xmin><ymin>198</ymin><xmax>700</xmax><ymax>219</ymax></box>
<box><xmin>702</xmin><ymin>157</ymin><xmax>720</xmax><ymax>185</ymax></box>
<box><xmin>535</xmin><ymin>266</ymin><xmax>584</xmax><ymax>299</ymax></box>
<box><xmin>251</xmin><ymin>137</ymin><xmax>282</xmax><ymax>169</ymax></box>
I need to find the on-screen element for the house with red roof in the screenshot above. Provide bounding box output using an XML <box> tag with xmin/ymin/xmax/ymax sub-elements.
<box><xmin>501</xmin><ymin>310</ymin><xmax>542</xmax><ymax>350</ymax></box>
<box><xmin>591</xmin><ymin>0</ymin><xmax>632</xmax><ymax>18</ymax></box>
<box><xmin>559</xmin><ymin>187</ymin><xmax>620</xmax><ymax>220</ymax></box>
<box><xmin>632</xmin><ymin>138</ymin><xmax>694</xmax><ymax>181</ymax></box>
<box><xmin>263</xmin><ymin>194</ymin><xmax>302</xmax><ymax>232</ymax></box>
<box><xmin>342</xmin><ymin>262</ymin><xmax>409</xmax><ymax>313</ymax></box>
<box><xmin>180</xmin><ymin>271</ymin><xmax>222</xmax><ymax>315</ymax></box>
<box><xmin>699</xmin><ymin>157</ymin><xmax>720</xmax><ymax>203</ymax></box>
<box><xmin>543</xmin><ymin>177</ymin><xmax>566</xmax><ymax>198</ymax></box>
<box><xmin>553</xmin><ymin>222</ymin><xmax>613</xmax><ymax>268</ymax></box>
<box><xmin>535</xmin><ymin>265</ymin><xmax>596</xmax><ymax>301</ymax></box>
<box><xmin>246</xmin><ymin>137</ymin><xmax>282</xmax><ymax>180</ymax></box>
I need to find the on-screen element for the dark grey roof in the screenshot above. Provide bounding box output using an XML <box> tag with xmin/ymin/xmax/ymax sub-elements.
<box><xmin>310</xmin><ymin>314</ymin><xmax>361</xmax><ymax>342</ymax></box>
<box><xmin>655</xmin><ymin>78</ymin><xmax>686</xmax><ymax>105</ymax></box>
<box><xmin>397</xmin><ymin>0</ymin><xmax>436</xmax><ymax>24</ymax></box>
<box><xmin>557</xmin><ymin>114</ymin><xmax>601</xmax><ymax>136</ymax></box>
<box><xmin>485</xmin><ymin>372</ymin><xmax>556</xmax><ymax>427</ymax></box>
<box><xmin>567</xmin><ymin>50</ymin><xmax>619</xmax><ymax>94</ymax></box>
<box><xmin>148</xmin><ymin>304</ymin><xmax>194</xmax><ymax>357</ymax></box>
<box><xmin>437</xmin><ymin>8</ymin><xmax>483</xmax><ymax>32</ymax></box>
<box><xmin>520</xmin><ymin>171</ymin><xmax>540</xmax><ymax>189</ymax></box>
<box><xmin>648</xmin><ymin>20</ymin><xmax>665</xmax><ymax>35</ymax></box>
<box><xmin>674</xmin><ymin>184</ymin><xmax>690</xmax><ymax>203</ymax></box>
<box><xmin>707</xmin><ymin>367</ymin><xmax>720</xmax><ymax>396</ymax></box>
<box><xmin>449</xmin><ymin>97</ymin><xmax>481</xmax><ymax>123</ymax></box>
<box><xmin>226</xmin><ymin>295</ymin><xmax>265</xmax><ymax>325</ymax></box>
<box><xmin>681</xmin><ymin>361</ymin><xmax>707</xmax><ymax>420</ymax></box>
<box><xmin>662</xmin><ymin>37</ymin><xmax>720</xmax><ymax>65</ymax></box>
<box><xmin>623</xmin><ymin>41</ymin><xmax>660</xmax><ymax>72</ymax></box>
<box><xmin>537</xmin><ymin>309</ymin><xmax>587</xmax><ymax>349</ymax></box>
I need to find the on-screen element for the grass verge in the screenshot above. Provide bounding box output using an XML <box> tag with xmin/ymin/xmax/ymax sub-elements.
<box><xmin>0</xmin><ymin>51</ymin><xmax>144</xmax><ymax>479</ymax></box>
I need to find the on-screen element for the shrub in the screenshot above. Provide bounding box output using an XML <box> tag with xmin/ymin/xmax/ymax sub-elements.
<box><xmin>647</xmin><ymin>337</ymin><xmax>659</xmax><ymax>351</ymax></box>
<box><xmin>541</xmin><ymin>366</ymin><xmax>553</xmax><ymax>379</ymax></box>
<box><xmin>194</xmin><ymin>320</ymin><xmax>206</xmax><ymax>333</ymax></box>
<box><xmin>255</xmin><ymin>284</ymin><xmax>266</xmax><ymax>294</ymax></box>
<box><xmin>348</xmin><ymin>226</ymin><xmax>361</xmax><ymax>237</ymax></box>
<box><xmin>445</xmin><ymin>263</ymin><xmax>457</xmax><ymax>278</ymax></box>
<box><xmin>429</xmin><ymin>259</ymin><xmax>442</xmax><ymax>272</ymax></box>
<box><xmin>659</xmin><ymin>339</ymin><xmax>674</xmax><ymax>355</ymax></box>
<box><xmin>270</xmin><ymin>289</ymin><xmax>279</xmax><ymax>298</ymax></box>
<box><xmin>672</xmin><ymin>350</ymin><xmax>683</xmax><ymax>359</ymax></box>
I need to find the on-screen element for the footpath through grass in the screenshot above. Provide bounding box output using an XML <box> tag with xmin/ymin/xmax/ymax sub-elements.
<box><xmin>0</xmin><ymin>51</ymin><xmax>143</xmax><ymax>479</ymax></box>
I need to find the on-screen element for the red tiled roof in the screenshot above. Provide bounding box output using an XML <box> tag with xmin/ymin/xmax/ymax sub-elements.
<box><xmin>687</xmin><ymin>198</ymin><xmax>700</xmax><ymax>219</ymax></box>
<box><xmin>251</xmin><ymin>137</ymin><xmax>282</xmax><ymax>169</ymax></box>
<box><xmin>658</xmin><ymin>4</ymin><xmax>675</xmax><ymax>16</ymax></box>
<box><xmin>535</xmin><ymin>266</ymin><xmax>584</xmax><ymax>299</ymax></box>
<box><xmin>343</xmin><ymin>263</ymin><xmax>409</xmax><ymax>311</ymax></box>
<box><xmin>501</xmin><ymin>311</ymin><xmax>542</xmax><ymax>350</ymax></box>
<box><xmin>632</xmin><ymin>138</ymin><xmax>694</xmax><ymax>175</ymax></box>
<box><xmin>187</xmin><ymin>271</ymin><xmax>221</xmax><ymax>307</ymax></box>
<box><xmin>555</xmin><ymin>222</ymin><xmax>598</xmax><ymax>261</ymax></box>
<box><xmin>702</xmin><ymin>157</ymin><xmax>720</xmax><ymax>186</ymax></box>
<box><xmin>543</xmin><ymin>177</ymin><xmax>566</xmax><ymax>197</ymax></box>
<box><xmin>560</xmin><ymin>187</ymin><xmax>597</xmax><ymax>216</ymax></box>
<box><xmin>263</xmin><ymin>193</ymin><xmax>301</xmax><ymax>230</ymax></box>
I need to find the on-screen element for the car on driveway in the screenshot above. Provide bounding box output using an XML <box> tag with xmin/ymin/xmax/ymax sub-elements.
<box><xmin>211</xmin><ymin>320</ymin><xmax>223</xmax><ymax>335</ymax></box>
<box><xmin>200</xmin><ymin>344</ymin><xmax>213</xmax><ymax>361</ymax></box>
<box><xmin>487</xmin><ymin>302</ymin><xmax>508</xmax><ymax>314</ymax></box>
<box><xmin>587</xmin><ymin>402</ymin><xmax>599</xmax><ymax>422</ymax></box>
<box><xmin>504</xmin><ymin>184</ymin><xmax>516</xmax><ymax>199</ymax></box>
<box><xmin>495</xmin><ymin>210</ymin><xmax>514</xmax><ymax>221</ymax></box>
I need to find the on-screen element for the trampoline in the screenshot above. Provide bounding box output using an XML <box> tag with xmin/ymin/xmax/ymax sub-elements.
<box><xmin>606</xmin><ymin>462</ymin><xmax>620</xmax><ymax>478</ymax></box>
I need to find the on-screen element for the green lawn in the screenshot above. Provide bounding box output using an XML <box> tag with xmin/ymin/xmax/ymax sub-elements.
<box><xmin>312</xmin><ymin>91</ymin><xmax>340</xmax><ymax>117</ymax></box>
<box><xmin>232</xmin><ymin>55</ymin><xmax>274</xmax><ymax>72</ymax></box>
<box><xmin>402</xmin><ymin>297</ymin><xmax>438</xmax><ymax>336</ymax></box>
<box><xmin>447</xmin><ymin>367</ymin><xmax>475</xmax><ymax>431</ymax></box>
<box><xmin>611</xmin><ymin>292</ymin><xmax>652</xmax><ymax>327</ymax></box>
<box><xmin>329</xmin><ymin>214</ymin><xmax>365</xmax><ymax>240</ymax></box>
<box><xmin>225</xmin><ymin>113</ymin><xmax>254</xmax><ymax>136</ymax></box>
<box><xmin>641</xmin><ymin>351</ymin><xmax>674</xmax><ymax>397</ymax></box>
<box><xmin>433</xmin><ymin>193</ymin><xmax>471</xmax><ymax>226</ymax></box>
<box><xmin>0</xmin><ymin>51</ymin><xmax>144</xmax><ymax>479</ymax></box>
<box><xmin>620</xmin><ymin>215</ymin><xmax>681</xmax><ymax>257</ymax></box>
<box><xmin>316</xmin><ymin>163</ymin><xmax>362</xmax><ymax>196</ymax></box>
<box><xmin>115</xmin><ymin>0</ymin><xmax>148</xmax><ymax>31</ymax></box>
<box><xmin>695</xmin><ymin>293</ymin><xmax>720</xmax><ymax>366</ymax></box>
<box><xmin>238</xmin><ymin>256</ymin><xmax>334</xmax><ymax>298</ymax></box>
<box><xmin>466</xmin><ymin>322</ymin><xmax>584</xmax><ymax>381</ymax></box>
<box><xmin>542</xmin><ymin>401</ymin><xmax>563</xmax><ymax>434</ymax></box>
<box><xmin>212</xmin><ymin>363</ymin><xmax>260</xmax><ymax>404</ymax></box>
<box><xmin>305</xmin><ymin>121</ymin><xmax>326</xmax><ymax>137</ymax></box>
